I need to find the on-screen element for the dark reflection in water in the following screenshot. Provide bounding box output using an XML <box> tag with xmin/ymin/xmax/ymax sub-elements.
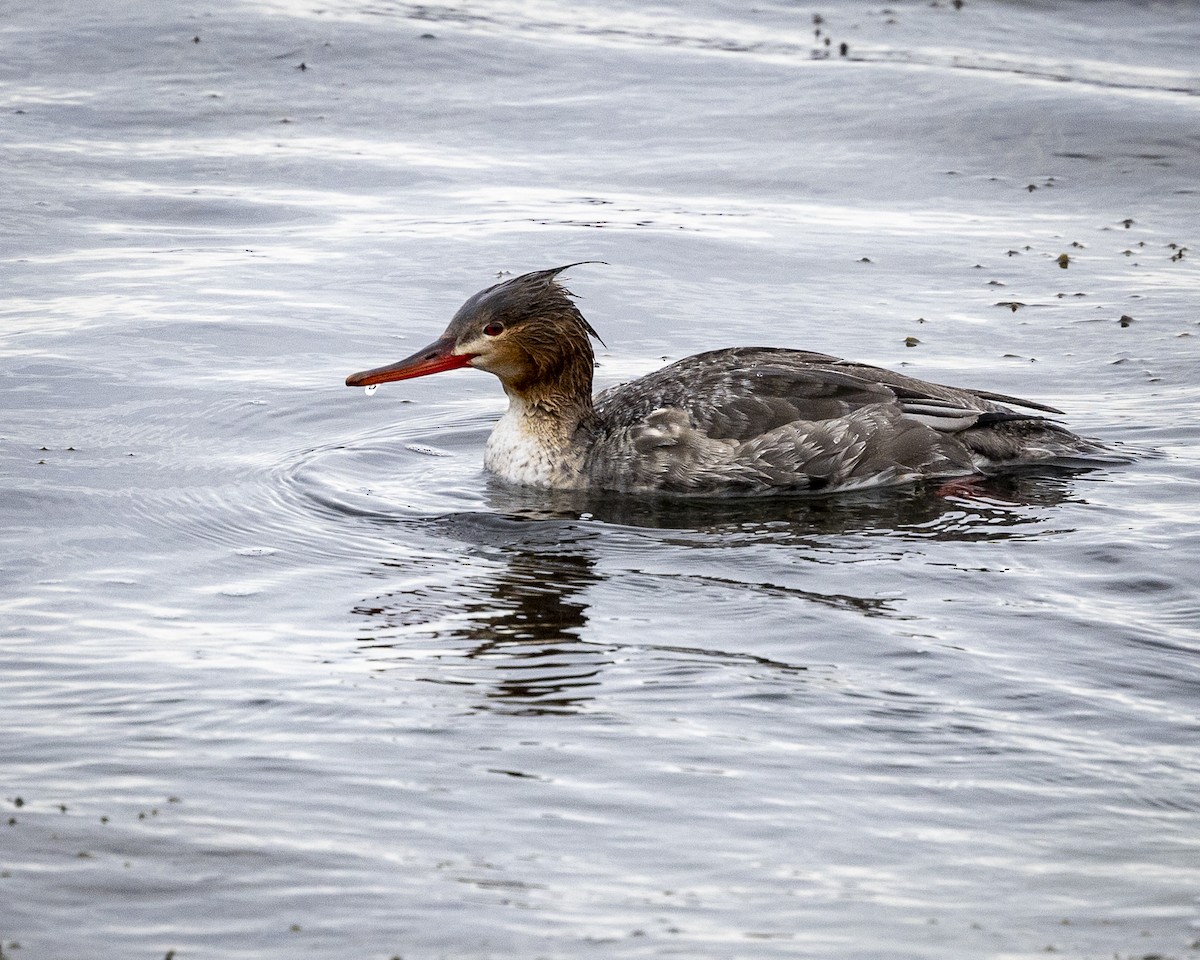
<box><xmin>430</xmin><ymin>545</ymin><xmax>605</xmax><ymax>716</ymax></box>
<box><xmin>354</xmin><ymin>519</ymin><xmax>610</xmax><ymax>714</ymax></box>
<box><xmin>485</xmin><ymin>467</ymin><xmax>1090</xmax><ymax>538</ymax></box>
<box><xmin>348</xmin><ymin>468</ymin><xmax>1095</xmax><ymax>714</ymax></box>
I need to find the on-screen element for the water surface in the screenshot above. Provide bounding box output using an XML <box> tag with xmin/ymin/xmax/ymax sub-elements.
<box><xmin>2</xmin><ymin>1</ymin><xmax>1199</xmax><ymax>958</ymax></box>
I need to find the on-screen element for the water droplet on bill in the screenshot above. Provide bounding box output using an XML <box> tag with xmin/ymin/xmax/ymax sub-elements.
<box><xmin>364</xmin><ymin>384</ymin><xmax>378</xmax><ymax>396</ymax></box>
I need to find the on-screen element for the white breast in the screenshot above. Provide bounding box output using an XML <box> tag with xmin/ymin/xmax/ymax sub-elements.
<box><xmin>484</xmin><ymin>404</ymin><xmax>585</xmax><ymax>488</ymax></box>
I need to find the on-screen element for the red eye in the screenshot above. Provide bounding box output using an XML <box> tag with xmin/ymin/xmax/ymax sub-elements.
<box><xmin>483</xmin><ymin>321</ymin><xmax>505</xmax><ymax>337</ymax></box>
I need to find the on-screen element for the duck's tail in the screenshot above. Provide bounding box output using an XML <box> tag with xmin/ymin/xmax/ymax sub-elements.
<box><xmin>962</xmin><ymin>418</ymin><xmax>1131</xmax><ymax>469</ymax></box>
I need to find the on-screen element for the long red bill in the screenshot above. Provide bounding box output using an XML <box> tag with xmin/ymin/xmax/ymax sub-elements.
<box><xmin>345</xmin><ymin>335</ymin><xmax>475</xmax><ymax>387</ymax></box>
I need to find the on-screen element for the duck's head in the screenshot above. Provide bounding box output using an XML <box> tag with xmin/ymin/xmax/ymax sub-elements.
<box><xmin>345</xmin><ymin>264</ymin><xmax>604</xmax><ymax>403</ymax></box>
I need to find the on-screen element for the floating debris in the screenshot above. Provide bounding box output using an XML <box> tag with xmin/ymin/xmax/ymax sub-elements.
<box><xmin>404</xmin><ymin>443</ymin><xmax>453</xmax><ymax>457</ymax></box>
<box><xmin>1057</xmin><ymin>253</ymin><xmax>1070</xmax><ymax>269</ymax></box>
<box><xmin>1119</xmin><ymin>315</ymin><xmax>1134</xmax><ymax>327</ymax></box>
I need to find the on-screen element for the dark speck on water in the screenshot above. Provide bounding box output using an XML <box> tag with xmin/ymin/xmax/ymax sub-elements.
<box><xmin>2</xmin><ymin>0</ymin><xmax>1198</xmax><ymax>958</ymax></box>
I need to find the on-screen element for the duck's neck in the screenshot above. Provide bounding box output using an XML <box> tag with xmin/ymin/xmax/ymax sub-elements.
<box><xmin>484</xmin><ymin>356</ymin><xmax>598</xmax><ymax>489</ymax></box>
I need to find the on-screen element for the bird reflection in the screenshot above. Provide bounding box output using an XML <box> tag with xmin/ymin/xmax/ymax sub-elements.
<box><xmin>448</xmin><ymin>547</ymin><xmax>605</xmax><ymax>714</ymax></box>
<box><xmin>483</xmin><ymin>465</ymin><xmax>1093</xmax><ymax>538</ymax></box>
<box><xmin>353</xmin><ymin>518</ymin><xmax>610</xmax><ymax>715</ymax></box>
<box><xmin>349</xmin><ymin>465</ymin><xmax>1098</xmax><ymax>715</ymax></box>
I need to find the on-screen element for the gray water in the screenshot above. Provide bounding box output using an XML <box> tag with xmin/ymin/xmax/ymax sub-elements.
<box><xmin>3</xmin><ymin>1</ymin><xmax>1199</xmax><ymax>958</ymax></box>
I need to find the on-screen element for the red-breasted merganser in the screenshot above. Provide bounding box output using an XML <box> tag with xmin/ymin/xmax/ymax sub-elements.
<box><xmin>346</xmin><ymin>264</ymin><xmax>1109</xmax><ymax>495</ymax></box>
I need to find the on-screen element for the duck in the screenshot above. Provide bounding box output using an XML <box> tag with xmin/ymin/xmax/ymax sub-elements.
<box><xmin>345</xmin><ymin>264</ymin><xmax>1110</xmax><ymax>496</ymax></box>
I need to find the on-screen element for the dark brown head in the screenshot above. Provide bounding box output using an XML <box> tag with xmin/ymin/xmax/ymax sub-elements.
<box><xmin>345</xmin><ymin>264</ymin><xmax>604</xmax><ymax>406</ymax></box>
